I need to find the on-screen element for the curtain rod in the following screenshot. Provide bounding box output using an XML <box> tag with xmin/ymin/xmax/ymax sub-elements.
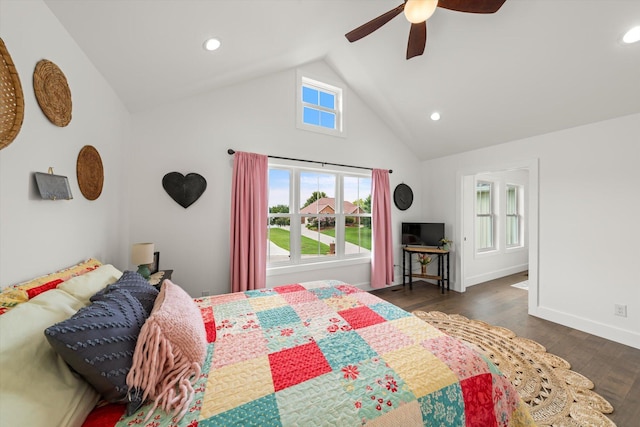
<box><xmin>227</xmin><ymin>149</ymin><xmax>392</xmax><ymax>173</ymax></box>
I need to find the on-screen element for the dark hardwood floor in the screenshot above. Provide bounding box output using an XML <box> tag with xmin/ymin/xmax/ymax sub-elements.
<box><xmin>370</xmin><ymin>272</ymin><xmax>640</xmax><ymax>426</ymax></box>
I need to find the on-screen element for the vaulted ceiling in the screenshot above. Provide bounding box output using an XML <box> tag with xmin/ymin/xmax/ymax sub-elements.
<box><xmin>43</xmin><ymin>0</ymin><xmax>640</xmax><ymax>160</ymax></box>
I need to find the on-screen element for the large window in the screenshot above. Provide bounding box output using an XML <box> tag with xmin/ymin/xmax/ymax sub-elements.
<box><xmin>506</xmin><ymin>184</ymin><xmax>522</xmax><ymax>247</ymax></box>
<box><xmin>296</xmin><ymin>72</ymin><xmax>344</xmax><ymax>137</ymax></box>
<box><xmin>267</xmin><ymin>166</ymin><xmax>371</xmax><ymax>266</ymax></box>
<box><xmin>476</xmin><ymin>181</ymin><xmax>495</xmax><ymax>251</ymax></box>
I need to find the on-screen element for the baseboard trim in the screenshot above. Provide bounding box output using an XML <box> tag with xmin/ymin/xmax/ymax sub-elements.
<box><xmin>464</xmin><ymin>264</ymin><xmax>529</xmax><ymax>288</ymax></box>
<box><xmin>531</xmin><ymin>306</ymin><xmax>640</xmax><ymax>350</ymax></box>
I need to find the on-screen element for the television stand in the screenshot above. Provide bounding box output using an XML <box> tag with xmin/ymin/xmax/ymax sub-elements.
<box><xmin>402</xmin><ymin>246</ymin><xmax>450</xmax><ymax>293</ymax></box>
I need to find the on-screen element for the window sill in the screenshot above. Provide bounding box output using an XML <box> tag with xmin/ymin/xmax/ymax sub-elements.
<box><xmin>267</xmin><ymin>257</ymin><xmax>370</xmax><ymax>277</ymax></box>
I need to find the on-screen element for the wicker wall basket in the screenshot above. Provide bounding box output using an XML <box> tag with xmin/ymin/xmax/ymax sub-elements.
<box><xmin>33</xmin><ymin>59</ymin><xmax>72</xmax><ymax>127</ymax></box>
<box><xmin>77</xmin><ymin>145</ymin><xmax>104</xmax><ymax>200</ymax></box>
<box><xmin>0</xmin><ymin>38</ymin><xmax>25</xmax><ymax>150</ymax></box>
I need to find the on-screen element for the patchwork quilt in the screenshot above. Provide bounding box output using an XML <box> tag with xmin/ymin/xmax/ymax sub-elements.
<box><xmin>90</xmin><ymin>281</ymin><xmax>535</xmax><ymax>426</ymax></box>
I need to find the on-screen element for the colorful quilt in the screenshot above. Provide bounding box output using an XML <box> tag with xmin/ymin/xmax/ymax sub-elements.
<box><xmin>89</xmin><ymin>281</ymin><xmax>534</xmax><ymax>426</ymax></box>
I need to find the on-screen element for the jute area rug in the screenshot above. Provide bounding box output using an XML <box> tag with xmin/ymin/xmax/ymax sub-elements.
<box><xmin>413</xmin><ymin>311</ymin><xmax>615</xmax><ymax>427</ymax></box>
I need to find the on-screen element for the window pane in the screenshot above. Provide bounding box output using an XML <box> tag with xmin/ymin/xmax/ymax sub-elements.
<box><xmin>320</xmin><ymin>111</ymin><xmax>335</xmax><ymax>129</ymax></box>
<box><xmin>476</xmin><ymin>217</ymin><xmax>493</xmax><ymax>249</ymax></box>
<box><xmin>302</xmin><ymin>86</ymin><xmax>318</xmax><ymax>105</ymax></box>
<box><xmin>319</xmin><ymin>91</ymin><xmax>335</xmax><ymax>109</ymax></box>
<box><xmin>301</xmin><ymin>216</ymin><xmax>335</xmax><ymax>259</ymax></box>
<box><xmin>269</xmin><ymin>169</ymin><xmax>290</xmax><ymax>212</ymax></box>
<box><xmin>268</xmin><ymin>169</ymin><xmax>291</xmax><ymax>263</ymax></box>
<box><xmin>476</xmin><ymin>182</ymin><xmax>491</xmax><ymax>214</ymax></box>
<box><xmin>506</xmin><ymin>216</ymin><xmax>519</xmax><ymax>246</ymax></box>
<box><xmin>299</xmin><ymin>172</ymin><xmax>335</xmax><ymax>212</ymax></box>
<box><xmin>267</xmin><ymin>226</ymin><xmax>291</xmax><ymax>263</ymax></box>
<box><xmin>303</xmin><ymin>107</ymin><xmax>320</xmax><ymax>126</ymax></box>
<box><xmin>344</xmin><ymin>176</ymin><xmax>372</xmax><ymax>213</ymax></box>
<box><xmin>342</xmin><ymin>217</ymin><xmax>371</xmax><ymax>254</ymax></box>
<box><xmin>506</xmin><ymin>186</ymin><xmax>517</xmax><ymax>214</ymax></box>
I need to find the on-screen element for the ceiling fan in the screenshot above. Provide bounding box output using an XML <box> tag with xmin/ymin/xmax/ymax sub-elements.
<box><xmin>345</xmin><ymin>0</ymin><xmax>507</xmax><ymax>59</ymax></box>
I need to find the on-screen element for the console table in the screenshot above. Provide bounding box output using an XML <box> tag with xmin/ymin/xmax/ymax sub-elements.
<box><xmin>402</xmin><ymin>246</ymin><xmax>450</xmax><ymax>293</ymax></box>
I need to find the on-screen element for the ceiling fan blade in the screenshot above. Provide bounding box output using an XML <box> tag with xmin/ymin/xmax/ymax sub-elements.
<box><xmin>345</xmin><ymin>4</ymin><xmax>405</xmax><ymax>42</ymax></box>
<box><xmin>406</xmin><ymin>22</ymin><xmax>427</xmax><ymax>59</ymax></box>
<box><xmin>437</xmin><ymin>0</ymin><xmax>507</xmax><ymax>14</ymax></box>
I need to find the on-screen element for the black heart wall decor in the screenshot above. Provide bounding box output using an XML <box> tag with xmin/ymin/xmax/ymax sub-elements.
<box><xmin>162</xmin><ymin>172</ymin><xmax>207</xmax><ymax>209</ymax></box>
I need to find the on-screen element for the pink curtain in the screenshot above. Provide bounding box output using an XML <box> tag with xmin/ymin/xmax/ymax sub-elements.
<box><xmin>230</xmin><ymin>152</ymin><xmax>268</xmax><ymax>292</ymax></box>
<box><xmin>371</xmin><ymin>169</ymin><xmax>394</xmax><ymax>288</ymax></box>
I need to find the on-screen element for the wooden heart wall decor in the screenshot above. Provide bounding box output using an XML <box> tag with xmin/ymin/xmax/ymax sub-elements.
<box><xmin>162</xmin><ymin>172</ymin><xmax>207</xmax><ymax>208</ymax></box>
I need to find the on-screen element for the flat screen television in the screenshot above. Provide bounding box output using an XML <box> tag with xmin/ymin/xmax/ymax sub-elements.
<box><xmin>401</xmin><ymin>222</ymin><xmax>445</xmax><ymax>247</ymax></box>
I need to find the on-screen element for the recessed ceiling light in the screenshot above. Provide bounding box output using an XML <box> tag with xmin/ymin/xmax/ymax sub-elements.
<box><xmin>622</xmin><ymin>26</ymin><xmax>640</xmax><ymax>44</ymax></box>
<box><xmin>203</xmin><ymin>38</ymin><xmax>221</xmax><ymax>51</ymax></box>
<box><xmin>430</xmin><ymin>112</ymin><xmax>441</xmax><ymax>121</ymax></box>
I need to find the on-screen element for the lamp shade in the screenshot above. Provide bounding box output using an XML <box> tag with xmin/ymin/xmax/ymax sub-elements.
<box><xmin>131</xmin><ymin>243</ymin><xmax>154</xmax><ymax>265</ymax></box>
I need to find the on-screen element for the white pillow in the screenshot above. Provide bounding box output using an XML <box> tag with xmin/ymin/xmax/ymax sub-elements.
<box><xmin>57</xmin><ymin>264</ymin><xmax>122</xmax><ymax>303</ymax></box>
<box><xmin>0</xmin><ymin>264</ymin><xmax>123</xmax><ymax>427</ymax></box>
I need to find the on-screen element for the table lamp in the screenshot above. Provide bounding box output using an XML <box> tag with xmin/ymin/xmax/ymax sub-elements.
<box><xmin>131</xmin><ymin>242</ymin><xmax>154</xmax><ymax>279</ymax></box>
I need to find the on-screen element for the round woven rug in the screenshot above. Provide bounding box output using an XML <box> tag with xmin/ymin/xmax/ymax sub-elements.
<box><xmin>412</xmin><ymin>311</ymin><xmax>615</xmax><ymax>427</ymax></box>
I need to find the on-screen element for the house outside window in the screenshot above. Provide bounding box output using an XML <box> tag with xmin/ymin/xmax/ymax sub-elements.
<box><xmin>506</xmin><ymin>184</ymin><xmax>522</xmax><ymax>247</ymax></box>
<box><xmin>267</xmin><ymin>166</ymin><xmax>370</xmax><ymax>266</ymax></box>
<box><xmin>296</xmin><ymin>71</ymin><xmax>345</xmax><ymax>137</ymax></box>
<box><xmin>476</xmin><ymin>181</ymin><xmax>495</xmax><ymax>251</ymax></box>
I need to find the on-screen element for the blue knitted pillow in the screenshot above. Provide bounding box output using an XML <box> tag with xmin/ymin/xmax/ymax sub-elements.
<box><xmin>91</xmin><ymin>270</ymin><xmax>158</xmax><ymax>316</ymax></box>
<box><xmin>44</xmin><ymin>288</ymin><xmax>148</xmax><ymax>403</ymax></box>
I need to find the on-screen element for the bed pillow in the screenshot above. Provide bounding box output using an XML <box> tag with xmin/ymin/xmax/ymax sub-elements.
<box><xmin>0</xmin><ymin>258</ymin><xmax>103</xmax><ymax>314</ymax></box>
<box><xmin>57</xmin><ymin>264</ymin><xmax>122</xmax><ymax>304</ymax></box>
<box><xmin>45</xmin><ymin>288</ymin><xmax>149</xmax><ymax>404</ymax></box>
<box><xmin>0</xmin><ymin>289</ymin><xmax>100</xmax><ymax>427</ymax></box>
<box><xmin>91</xmin><ymin>270</ymin><xmax>158</xmax><ymax>316</ymax></box>
<box><xmin>126</xmin><ymin>279</ymin><xmax>207</xmax><ymax>420</ymax></box>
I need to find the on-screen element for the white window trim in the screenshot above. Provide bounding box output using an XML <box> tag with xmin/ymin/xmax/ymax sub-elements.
<box><xmin>267</xmin><ymin>162</ymin><xmax>370</xmax><ymax>272</ymax></box>
<box><xmin>296</xmin><ymin>70</ymin><xmax>346</xmax><ymax>138</ymax></box>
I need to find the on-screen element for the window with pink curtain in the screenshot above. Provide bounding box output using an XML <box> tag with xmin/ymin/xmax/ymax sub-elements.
<box><xmin>230</xmin><ymin>152</ymin><xmax>268</xmax><ymax>292</ymax></box>
<box><xmin>371</xmin><ymin>169</ymin><xmax>394</xmax><ymax>288</ymax></box>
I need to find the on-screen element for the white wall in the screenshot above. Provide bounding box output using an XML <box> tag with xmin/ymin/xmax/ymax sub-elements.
<box><xmin>462</xmin><ymin>169</ymin><xmax>529</xmax><ymax>287</ymax></box>
<box><xmin>0</xmin><ymin>0</ymin><xmax>131</xmax><ymax>287</ymax></box>
<box><xmin>128</xmin><ymin>61</ymin><xmax>422</xmax><ymax>297</ymax></box>
<box><xmin>422</xmin><ymin>113</ymin><xmax>640</xmax><ymax>349</ymax></box>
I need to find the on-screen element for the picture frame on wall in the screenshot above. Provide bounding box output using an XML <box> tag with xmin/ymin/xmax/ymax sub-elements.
<box><xmin>149</xmin><ymin>251</ymin><xmax>159</xmax><ymax>274</ymax></box>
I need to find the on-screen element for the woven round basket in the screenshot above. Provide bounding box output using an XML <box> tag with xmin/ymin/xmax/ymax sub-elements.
<box><xmin>33</xmin><ymin>59</ymin><xmax>72</xmax><ymax>127</ymax></box>
<box><xmin>0</xmin><ymin>37</ymin><xmax>25</xmax><ymax>150</ymax></box>
<box><xmin>77</xmin><ymin>145</ymin><xmax>104</xmax><ymax>200</ymax></box>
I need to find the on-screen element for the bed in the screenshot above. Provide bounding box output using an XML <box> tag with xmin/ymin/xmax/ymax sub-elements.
<box><xmin>0</xmin><ymin>262</ymin><xmax>535</xmax><ymax>426</ymax></box>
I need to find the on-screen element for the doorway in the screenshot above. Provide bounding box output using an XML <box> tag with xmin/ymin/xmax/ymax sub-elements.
<box><xmin>455</xmin><ymin>158</ymin><xmax>539</xmax><ymax>315</ymax></box>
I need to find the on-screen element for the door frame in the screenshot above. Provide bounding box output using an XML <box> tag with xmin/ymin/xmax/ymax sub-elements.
<box><xmin>455</xmin><ymin>158</ymin><xmax>540</xmax><ymax>315</ymax></box>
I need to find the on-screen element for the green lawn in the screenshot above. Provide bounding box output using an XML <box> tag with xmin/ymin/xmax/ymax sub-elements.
<box><xmin>269</xmin><ymin>228</ymin><xmax>290</xmax><ymax>249</ymax></box>
<box><xmin>269</xmin><ymin>228</ymin><xmax>331</xmax><ymax>254</ymax></box>
<box><xmin>321</xmin><ymin>227</ymin><xmax>371</xmax><ymax>250</ymax></box>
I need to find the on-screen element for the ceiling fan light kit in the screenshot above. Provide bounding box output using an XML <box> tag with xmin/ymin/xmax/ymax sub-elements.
<box><xmin>345</xmin><ymin>0</ymin><xmax>507</xmax><ymax>60</ymax></box>
<box><xmin>404</xmin><ymin>0</ymin><xmax>438</xmax><ymax>24</ymax></box>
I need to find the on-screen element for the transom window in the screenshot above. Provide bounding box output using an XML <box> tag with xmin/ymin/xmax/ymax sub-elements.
<box><xmin>268</xmin><ymin>165</ymin><xmax>370</xmax><ymax>266</ymax></box>
<box><xmin>302</xmin><ymin>85</ymin><xmax>336</xmax><ymax>129</ymax></box>
<box><xmin>296</xmin><ymin>72</ymin><xmax>345</xmax><ymax>137</ymax></box>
